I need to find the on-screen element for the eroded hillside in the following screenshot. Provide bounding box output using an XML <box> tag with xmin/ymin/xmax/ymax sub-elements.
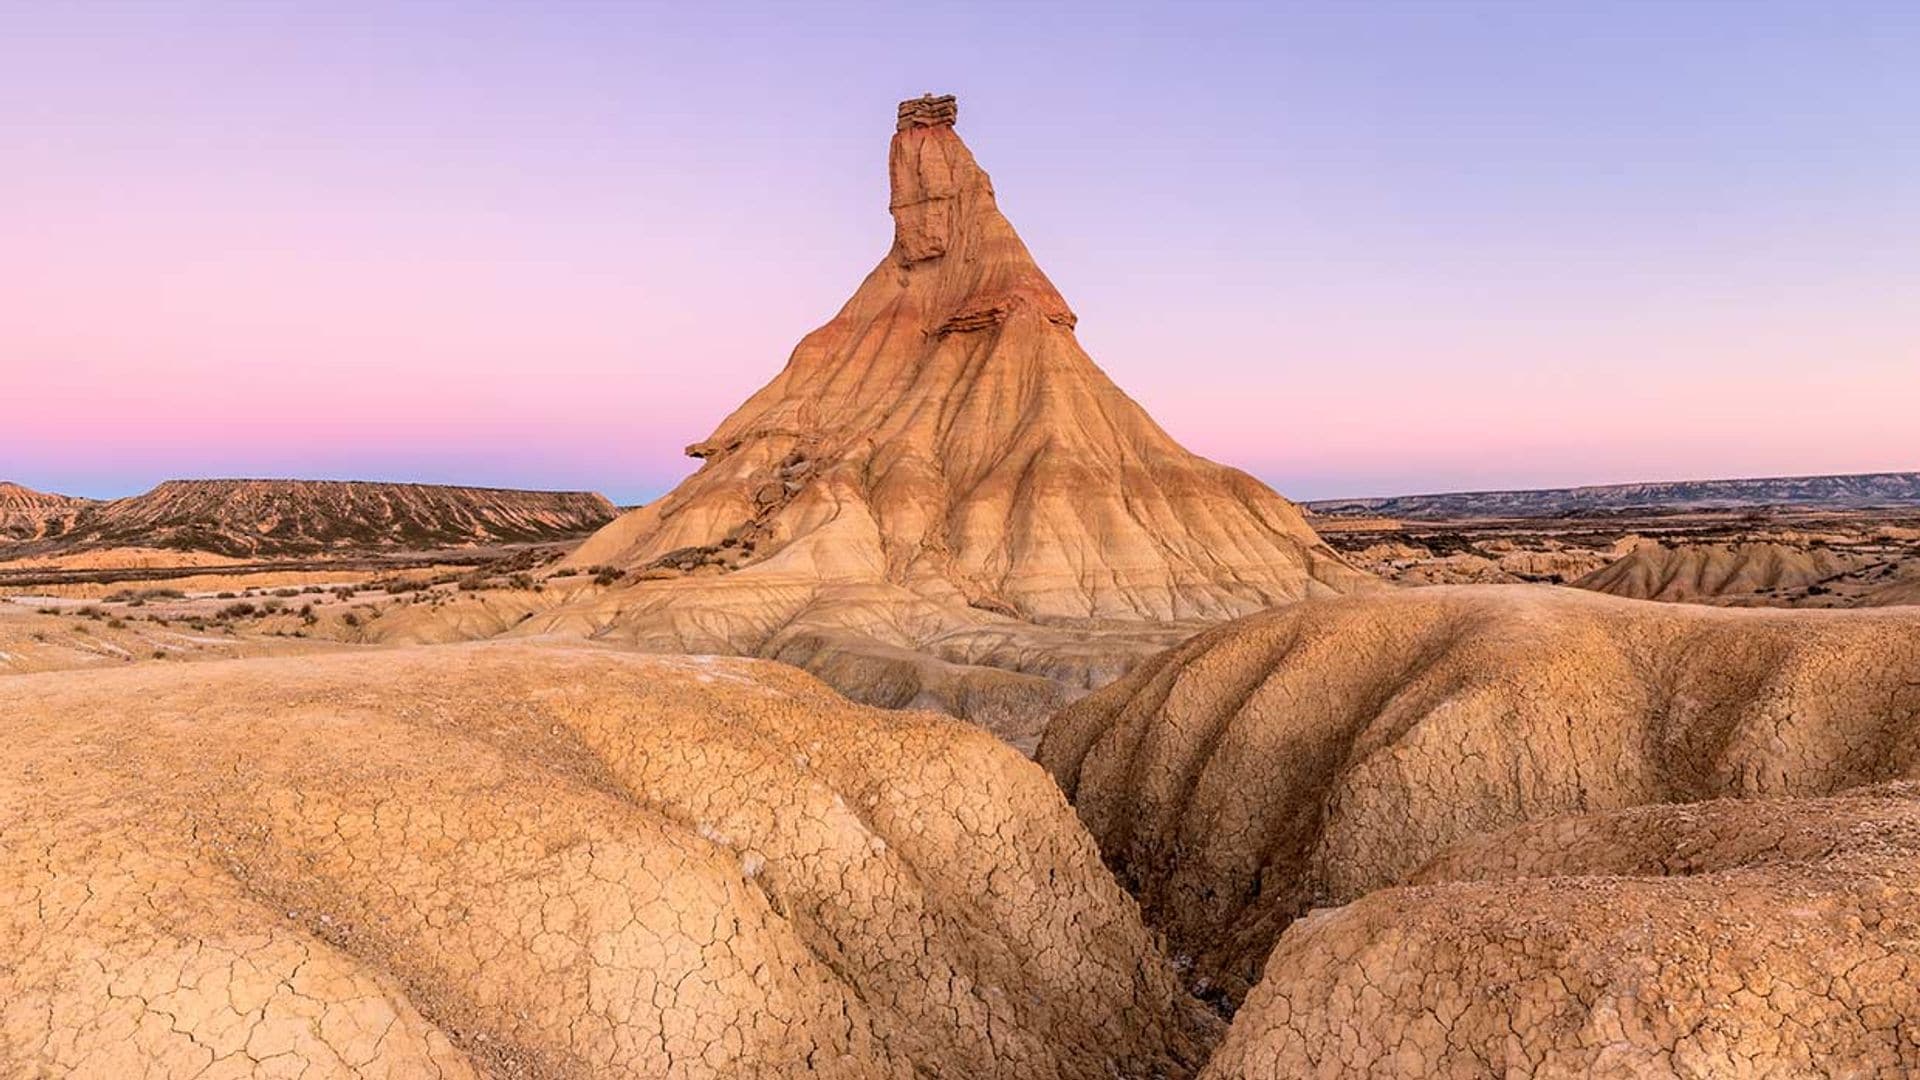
<box><xmin>0</xmin><ymin>481</ymin><xmax>93</xmax><ymax>541</ymax></box>
<box><xmin>1039</xmin><ymin>587</ymin><xmax>1920</xmax><ymax>1005</ymax></box>
<box><xmin>1576</xmin><ymin>537</ymin><xmax>1920</xmax><ymax>606</ymax></box>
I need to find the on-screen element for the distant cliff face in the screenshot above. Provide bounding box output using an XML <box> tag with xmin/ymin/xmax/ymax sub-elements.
<box><xmin>1309</xmin><ymin>471</ymin><xmax>1920</xmax><ymax>520</ymax></box>
<box><xmin>0</xmin><ymin>482</ymin><xmax>95</xmax><ymax>541</ymax></box>
<box><xmin>10</xmin><ymin>479</ymin><xmax>617</xmax><ymax>557</ymax></box>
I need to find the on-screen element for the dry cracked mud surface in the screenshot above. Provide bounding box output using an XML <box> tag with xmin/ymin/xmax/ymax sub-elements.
<box><xmin>1202</xmin><ymin>786</ymin><xmax>1920</xmax><ymax>1077</ymax></box>
<box><xmin>2</xmin><ymin>642</ymin><xmax>1219</xmax><ymax>1078</ymax></box>
<box><xmin>1039</xmin><ymin>585</ymin><xmax>1920</xmax><ymax>1025</ymax></box>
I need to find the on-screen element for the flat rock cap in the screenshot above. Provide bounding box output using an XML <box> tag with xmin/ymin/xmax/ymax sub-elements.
<box><xmin>897</xmin><ymin>94</ymin><xmax>958</xmax><ymax>131</ymax></box>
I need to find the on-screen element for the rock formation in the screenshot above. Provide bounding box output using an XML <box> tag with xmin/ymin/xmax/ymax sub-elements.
<box><xmin>514</xmin><ymin>95</ymin><xmax>1367</xmax><ymax>738</ymax></box>
<box><xmin>1</xmin><ymin>643</ymin><xmax>1220</xmax><ymax>1078</ymax></box>
<box><xmin>1038</xmin><ymin>585</ymin><xmax>1920</xmax><ymax>1005</ymax></box>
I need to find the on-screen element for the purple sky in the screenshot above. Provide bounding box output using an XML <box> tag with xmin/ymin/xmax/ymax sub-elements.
<box><xmin>5</xmin><ymin>2</ymin><xmax>1916</xmax><ymax>504</ymax></box>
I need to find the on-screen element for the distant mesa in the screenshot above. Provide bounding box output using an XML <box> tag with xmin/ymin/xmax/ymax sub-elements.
<box><xmin>1308</xmin><ymin>470</ymin><xmax>1920</xmax><ymax>521</ymax></box>
<box><xmin>0</xmin><ymin>479</ymin><xmax>617</xmax><ymax>559</ymax></box>
<box><xmin>496</xmin><ymin>94</ymin><xmax>1370</xmax><ymax>740</ymax></box>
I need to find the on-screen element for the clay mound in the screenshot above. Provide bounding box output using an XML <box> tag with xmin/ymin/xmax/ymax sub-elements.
<box><xmin>1038</xmin><ymin>585</ymin><xmax>1920</xmax><ymax>1002</ymax></box>
<box><xmin>508</xmin><ymin>95</ymin><xmax>1366</xmax><ymax>731</ymax></box>
<box><xmin>1</xmin><ymin>642</ymin><xmax>1219</xmax><ymax>1078</ymax></box>
<box><xmin>42</xmin><ymin>479</ymin><xmax>617</xmax><ymax>558</ymax></box>
<box><xmin>1574</xmin><ymin>539</ymin><xmax>1865</xmax><ymax>603</ymax></box>
<box><xmin>0</xmin><ymin>481</ymin><xmax>93</xmax><ymax>542</ymax></box>
<box><xmin>1202</xmin><ymin>786</ymin><xmax>1920</xmax><ymax>1077</ymax></box>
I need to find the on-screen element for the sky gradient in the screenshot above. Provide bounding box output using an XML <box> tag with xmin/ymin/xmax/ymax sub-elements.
<box><xmin>5</xmin><ymin>1</ymin><xmax>1916</xmax><ymax>504</ymax></box>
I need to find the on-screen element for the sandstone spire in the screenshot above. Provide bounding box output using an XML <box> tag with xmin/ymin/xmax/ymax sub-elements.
<box><xmin>538</xmin><ymin>96</ymin><xmax>1371</xmax><ymax>735</ymax></box>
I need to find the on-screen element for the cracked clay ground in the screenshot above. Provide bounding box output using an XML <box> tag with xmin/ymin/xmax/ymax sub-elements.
<box><xmin>1</xmin><ymin>642</ymin><xmax>1215</xmax><ymax>1078</ymax></box>
<box><xmin>11</xmin><ymin>584</ymin><xmax>1920</xmax><ymax>1077</ymax></box>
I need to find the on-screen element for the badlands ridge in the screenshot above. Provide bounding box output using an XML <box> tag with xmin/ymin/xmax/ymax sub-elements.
<box><xmin>0</xmin><ymin>479</ymin><xmax>616</xmax><ymax>557</ymax></box>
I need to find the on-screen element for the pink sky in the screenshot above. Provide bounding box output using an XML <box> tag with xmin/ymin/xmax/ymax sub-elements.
<box><xmin>5</xmin><ymin>4</ymin><xmax>1915</xmax><ymax>503</ymax></box>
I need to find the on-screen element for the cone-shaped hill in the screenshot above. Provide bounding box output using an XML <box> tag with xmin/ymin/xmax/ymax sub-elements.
<box><xmin>484</xmin><ymin>96</ymin><xmax>1371</xmax><ymax>741</ymax></box>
